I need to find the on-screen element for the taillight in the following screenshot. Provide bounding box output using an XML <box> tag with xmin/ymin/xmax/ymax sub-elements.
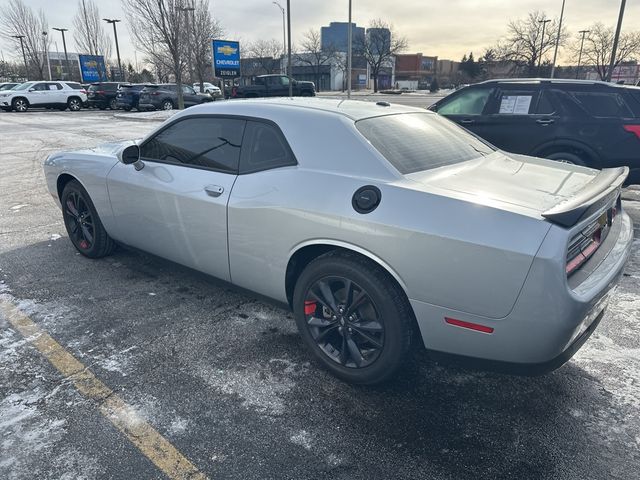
<box><xmin>96</xmin><ymin>90</ymin><xmax>105</xmax><ymax>94</ymax></box>
<box><xmin>80</xmin><ymin>89</ymin><xmax>87</xmax><ymax>94</ymax></box>
<box><xmin>623</xmin><ymin>124</ymin><xmax>640</xmax><ymax>139</ymax></box>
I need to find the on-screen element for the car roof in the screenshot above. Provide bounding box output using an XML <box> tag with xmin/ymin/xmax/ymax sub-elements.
<box><xmin>474</xmin><ymin>78</ymin><xmax>637</xmax><ymax>89</ymax></box>
<box><xmin>178</xmin><ymin>97</ymin><xmax>428</xmax><ymax>121</ymax></box>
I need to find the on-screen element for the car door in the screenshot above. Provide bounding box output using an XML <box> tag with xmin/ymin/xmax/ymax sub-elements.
<box><xmin>479</xmin><ymin>84</ymin><xmax>558</xmax><ymax>155</ymax></box>
<box><xmin>26</xmin><ymin>82</ymin><xmax>49</xmax><ymax>105</ymax></box>
<box><xmin>181</xmin><ymin>85</ymin><xmax>199</xmax><ymax>106</ymax></box>
<box><xmin>433</xmin><ymin>85</ymin><xmax>495</xmax><ymax>140</ymax></box>
<box><xmin>46</xmin><ymin>82</ymin><xmax>66</xmax><ymax>105</ymax></box>
<box><xmin>106</xmin><ymin>116</ymin><xmax>246</xmax><ymax>281</ymax></box>
<box><xmin>267</xmin><ymin>76</ymin><xmax>288</xmax><ymax>96</ymax></box>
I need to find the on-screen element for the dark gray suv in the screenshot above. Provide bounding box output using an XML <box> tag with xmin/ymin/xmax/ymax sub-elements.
<box><xmin>138</xmin><ymin>84</ymin><xmax>213</xmax><ymax>111</ymax></box>
<box><xmin>430</xmin><ymin>79</ymin><xmax>640</xmax><ymax>184</ymax></box>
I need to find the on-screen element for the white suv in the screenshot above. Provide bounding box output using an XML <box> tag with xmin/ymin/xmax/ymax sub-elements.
<box><xmin>193</xmin><ymin>82</ymin><xmax>222</xmax><ymax>98</ymax></box>
<box><xmin>0</xmin><ymin>81</ymin><xmax>87</xmax><ymax>112</ymax></box>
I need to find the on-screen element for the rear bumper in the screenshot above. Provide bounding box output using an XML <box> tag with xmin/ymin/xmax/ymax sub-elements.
<box><xmin>411</xmin><ymin>210</ymin><xmax>633</xmax><ymax>371</ymax></box>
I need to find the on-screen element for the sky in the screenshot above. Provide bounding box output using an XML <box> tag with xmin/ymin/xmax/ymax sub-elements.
<box><xmin>1</xmin><ymin>0</ymin><xmax>639</xmax><ymax>67</ymax></box>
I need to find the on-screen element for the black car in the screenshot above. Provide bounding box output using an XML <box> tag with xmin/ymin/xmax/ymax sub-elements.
<box><xmin>87</xmin><ymin>82</ymin><xmax>125</xmax><ymax>110</ymax></box>
<box><xmin>115</xmin><ymin>84</ymin><xmax>146</xmax><ymax>111</ymax></box>
<box><xmin>231</xmin><ymin>74</ymin><xmax>316</xmax><ymax>98</ymax></box>
<box><xmin>430</xmin><ymin>79</ymin><xmax>640</xmax><ymax>184</ymax></box>
<box><xmin>137</xmin><ymin>84</ymin><xmax>213</xmax><ymax>111</ymax></box>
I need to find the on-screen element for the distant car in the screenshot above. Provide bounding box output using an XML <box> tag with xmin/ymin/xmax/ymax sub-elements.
<box><xmin>231</xmin><ymin>74</ymin><xmax>315</xmax><ymax>98</ymax></box>
<box><xmin>193</xmin><ymin>82</ymin><xmax>222</xmax><ymax>98</ymax></box>
<box><xmin>0</xmin><ymin>82</ymin><xmax>20</xmax><ymax>91</ymax></box>
<box><xmin>431</xmin><ymin>79</ymin><xmax>640</xmax><ymax>184</ymax></box>
<box><xmin>43</xmin><ymin>98</ymin><xmax>632</xmax><ymax>384</ymax></box>
<box><xmin>0</xmin><ymin>81</ymin><xmax>86</xmax><ymax>112</ymax></box>
<box><xmin>87</xmin><ymin>82</ymin><xmax>126</xmax><ymax>110</ymax></box>
<box><xmin>138</xmin><ymin>84</ymin><xmax>213</xmax><ymax>110</ymax></box>
<box><xmin>115</xmin><ymin>84</ymin><xmax>146</xmax><ymax>111</ymax></box>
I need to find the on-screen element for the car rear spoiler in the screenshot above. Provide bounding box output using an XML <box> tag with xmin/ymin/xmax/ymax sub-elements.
<box><xmin>542</xmin><ymin>167</ymin><xmax>628</xmax><ymax>227</ymax></box>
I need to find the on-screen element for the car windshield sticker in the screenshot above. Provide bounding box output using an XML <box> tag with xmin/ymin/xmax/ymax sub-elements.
<box><xmin>499</xmin><ymin>95</ymin><xmax>532</xmax><ymax>114</ymax></box>
<box><xmin>49</xmin><ymin>84</ymin><xmax>57</xmax><ymax>90</ymax></box>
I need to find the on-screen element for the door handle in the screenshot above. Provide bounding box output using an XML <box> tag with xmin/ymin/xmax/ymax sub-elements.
<box><xmin>460</xmin><ymin>119</ymin><xmax>474</xmax><ymax>124</ymax></box>
<box><xmin>536</xmin><ymin>119</ymin><xmax>555</xmax><ymax>125</ymax></box>
<box><xmin>204</xmin><ymin>185</ymin><xmax>224</xmax><ymax>197</ymax></box>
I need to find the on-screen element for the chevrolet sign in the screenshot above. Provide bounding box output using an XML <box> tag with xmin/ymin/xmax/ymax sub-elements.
<box><xmin>212</xmin><ymin>40</ymin><xmax>240</xmax><ymax>77</ymax></box>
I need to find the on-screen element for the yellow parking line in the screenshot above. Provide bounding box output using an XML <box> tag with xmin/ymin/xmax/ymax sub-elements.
<box><xmin>0</xmin><ymin>300</ymin><xmax>208</xmax><ymax>480</ymax></box>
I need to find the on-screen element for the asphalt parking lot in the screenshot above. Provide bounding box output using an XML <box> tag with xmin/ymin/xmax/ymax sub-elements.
<box><xmin>1</xmin><ymin>109</ymin><xmax>639</xmax><ymax>480</ymax></box>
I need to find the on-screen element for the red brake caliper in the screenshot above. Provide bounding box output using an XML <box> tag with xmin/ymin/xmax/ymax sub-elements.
<box><xmin>304</xmin><ymin>300</ymin><xmax>317</xmax><ymax>315</ymax></box>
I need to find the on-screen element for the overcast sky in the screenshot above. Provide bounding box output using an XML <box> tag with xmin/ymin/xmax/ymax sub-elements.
<box><xmin>1</xmin><ymin>0</ymin><xmax>639</xmax><ymax>67</ymax></box>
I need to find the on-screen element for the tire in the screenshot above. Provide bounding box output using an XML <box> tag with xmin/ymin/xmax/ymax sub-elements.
<box><xmin>98</xmin><ymin>105</ymin><xmax>106</xmax><ymax>110</ymax></box>
<box><xmin>161</xmin><ymin>100</ymin><xmax>174</xmax><ymax>110</ymax></box>
<box><xmin>61</xmin><ymin>180</ymin><xmax>116</xmax><ymax>259</ymax></box>
<box><xmin>545</xmin><ymin>151</ymin><xmax>586</xmax><ymax>166</ymax></box>
<box><xmin>12</xmin><ymin>97</ymin><xmax>28</xmax><ymax>112</ymax></box>
<box><xmin>123</xmin><ymin>106</ymin><xmax>132</xmax><ymax>112</ymax></box>
<box><xmin>109</xmin><ymin>98</ymin><xmax>118</xmax><ymax>110</ymax></box>
<box><xmin>293</xmin><ymin>251</ymin><xmax>415</xmax><ymax>385</ymax></box>
<box><xmin>67</xmin><ymin>97</ymin><xmax>82</xmax><ymax>111</ymax></box>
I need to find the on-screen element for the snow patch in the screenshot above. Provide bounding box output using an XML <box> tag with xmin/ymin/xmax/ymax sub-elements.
<box><xmin>9</xmin><ymin>204</ymin><xmax>29</xmax><ymax>211</ymax></box>
<box><xmin>290</xmin><ymin>430</ymin><xmax>313</xmax><ymax>450</ymax></box>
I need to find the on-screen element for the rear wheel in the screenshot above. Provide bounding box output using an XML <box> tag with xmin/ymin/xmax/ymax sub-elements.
<box><xmin>161</xmin><ymin>99</ymin><xmax>174</xmax><ymax>110</ymax></box>
<box><xmin>109</xmin><ymin>98</ymin><xmax>118</xmax><ymax>110</ymax></box>
<box><xmin>12</xmin><ymin>98</ymin><xmax>28</xmax><ymax>112</ymax></box>
<box><xmin>61</xmin><ymin>180</ymin><xmax>116</xmax><ymax>258</ymax></box>
<box><xmin>123</xmin><ymin>106</ymin><xmax>132</xmax><ymax>112</ymax></box>
<box><xmin>67</xmin><ymin>97</ymin><xmax>82</xmax><ymax>111</ymax></box>
<box><xmin>293</xmin><ymin>251</ymin><xmax>415</xmax><ymax>384</ymax></box>
<box><xmin>545</xmin><ymin>151</ymin><xmax>587</xmax><ymax>166</ymax></box>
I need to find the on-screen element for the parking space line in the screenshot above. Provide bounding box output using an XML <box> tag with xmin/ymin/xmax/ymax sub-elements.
<box><xmin>0</xmin><ymin>299</ymin><xmax>208</xmax><ymax>480</ymax></box>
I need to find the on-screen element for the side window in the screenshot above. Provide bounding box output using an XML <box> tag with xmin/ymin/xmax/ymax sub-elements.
<box><xmin>255</xmin><ymin>77</ymin><xmax>265</xmax><ymax>86</ymax></box>
<box><xmin>140</xmin><ymin>117</ymin><xmax>246</xmax><ymax>173</ymax></box>
<box><xmin>239</xmin><ymin>121</ymin><xmax>296</xmax><ymax>174</ymax></box>
<box><xmin>281</xmin><ymin>76</ymin><xmax>290</xmax><ymax>86</ymax></box>
<box><xmin>182</xmin><ymin>85</ymin><xmax>195</xmax><ymax>95</ymax></box>
<box><xmin>437</xmin><ymin>88</ymin><xmax>492</xmax><ymax>115</ymax></box>
<box><xmin>535</xmin><ymin>90</ymin><xmax>556</xmax><ymax>115</ymax></box>
<box><xmin>33</xmin><ymin>83</ymin><xmax>48</xmax><ymax>91</ymax></box>
<box><xmin>568</xmin><ymin>90</ymin><xmax>633</xmax><ymax>118</ymax></box>
<box><xmin>492</xmin><ymin>89</ymin><xmax>538</xmax><ymax>115</ymax></box>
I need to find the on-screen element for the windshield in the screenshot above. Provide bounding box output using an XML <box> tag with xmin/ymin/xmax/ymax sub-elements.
<box><xmin>13</xmin><ymin>82</ymin><xmax>34</xmax><ymax>91</ymax></box>
<box><xmin>356</xmin><ymin>112</ymin><xmax>495</xmax><ymax>174</ymax></box>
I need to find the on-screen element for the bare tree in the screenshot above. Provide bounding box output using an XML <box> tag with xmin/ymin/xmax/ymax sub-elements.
<box><xmin>189</xmin><ymin>0</ymin><xmax>224</xmax><ymax>91</ymax></box>
<box><xmin>245</xmin><ymin>39</ymin><xmax>283</xmax><ymax>75</ymax></box>
<box><xmin>356</xmin><ymin>19</ymin><xmax>408</xmax><ymax>92</ymax></box>
<box><xmin>123</xmin><ymin>0</ymin><xmax>191</xmax><ymax>108</ymax></box>
<box><xmin>497</xmin><ymin>10</ymin><xmax>568</xmax><ymax>77</ymax></box>
<box><xmin>295</xmin><ymin>29</ymin><xmax>335</xmax><ymax>92</ymax></box>
<box><xmin>73</xmin><ymin>0</ymin><xmax>112</xmax><ymax>67</ymax></box>
<box><xmin>573</xmin><ymin>22</ymin><xmax>640</xmax><ymax>81</ymax></box>
<box><xmin>0</xmin><ymin>0</ymin><xmax>50</xmax><ymax>80</ymax></box>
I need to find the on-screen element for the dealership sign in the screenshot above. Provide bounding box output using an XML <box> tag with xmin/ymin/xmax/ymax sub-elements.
<box><xmin>212</xmin><ymin>40</ymin><xmax>240</xmax><ymax>77</ymax></box>
<box><xmin>78</xmin><ymin>55</ymin><xmax>107</xmax><ymax>82</ymax></box>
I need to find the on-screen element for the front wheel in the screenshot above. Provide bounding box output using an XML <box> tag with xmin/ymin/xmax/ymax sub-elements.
<box><xmin>61</xmin><ymin>180</ymin><xmax>116</xmax><ymax>258</ymax></box>
<box><xmin>161</xmin><ymin>100</ymin><xmax>174</xmax><ymax>110</ymax></box>
<box><xmin>109</xmin><ymin>98</ymin><xmax>118</xmax><ymax>110</ymax></box>
<box><xmin>67</xmin><ymin>97</ymin><xmax>82</xmax><ymax>111</ymax></box>
<box><xmin>12</xmin><ymin>98</ymin><xmax>28</xmax><ymax>112</ymax></box>
<box><xmin>293</xmin><ymin>251</ymin><xmax>415</xmax><ymax>384</ymax></box>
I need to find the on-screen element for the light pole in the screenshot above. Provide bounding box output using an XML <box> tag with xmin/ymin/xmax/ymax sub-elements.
<box><xmin>537</xmin><ymin>18</ymin><xmax>551</xmax><ymax>76</ymax></box>
<box><xmin>287</xmin><ymin>0</ymin><xmax>292</xmax><ymax>97</ymax></box>
<box><xmin>272</xmin><ymin>1</ymin><xmax>286</xmax><ymax>75</ymax></box>
<box><xmin>53</xmin><ymin>28</ymin><xmax>69</xmax><ymax>80</ymax></box>
<box><xmin>606</xmin><ymin>0</ymin><xmax>627</xmax><ymax>82</ymax></box>
<box><xmin>12</xmin><ymin>35</ymin><xmax>28</xmax><ymax>79</ymax></box>
<box><xmin>42</xmin><ymin>31</ymin><xmax>52</xmax><ymax>80</ymax></box>
<box><xmin>103</xmin><ymin>18</ymin><xmax>123</xmax><ymax>81</ymax></box>
<box><xmin>550</xmin><ymin>0</ymin><xmax>565</xmax><ymax>78</ymax></box>
<box><xmin>347</xmin><ymin>0</ymin><xmax>352</xmax><ymax>98</ymax></box>
<box><xmin>576</xmin><ymin>29</ymin><xmax>590</xmax><ymax>79</ymax></box>
<box><xmin>178</xmin><ymin>5</ymin><xmax>196</xmax><ymax>86</ymax></box>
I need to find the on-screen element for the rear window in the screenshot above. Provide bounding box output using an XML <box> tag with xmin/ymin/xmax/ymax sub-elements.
<box><xmin>65</xmin><ymin>82</ymin><xmax>82</xmax><ymax>90</ymax></box>
<box><xmin>626</xmin><ymin>88</ymin><xmax>640</xmax><ymax>116</ymax></box>
<box><xmin>356</xmin><ymin>113</ymin><xmax>495</xmax><ymax>174</ymax></box>
<box><xmin>567</xmin><ymin>90</ymin><xmax>633</xmax><ymax>118</ymax></box>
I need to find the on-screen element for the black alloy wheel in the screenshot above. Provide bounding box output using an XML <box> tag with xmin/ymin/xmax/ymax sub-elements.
<box><xmin>304</xmin><ymin>276</ymin><xmax>384</xmax><ymax>369</ymax></box>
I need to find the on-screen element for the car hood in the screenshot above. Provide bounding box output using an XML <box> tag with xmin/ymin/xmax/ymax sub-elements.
<box><xmin>404</xmin><ymin>151</ymin><xmax>599</xmax><ymax>217</ymax></box>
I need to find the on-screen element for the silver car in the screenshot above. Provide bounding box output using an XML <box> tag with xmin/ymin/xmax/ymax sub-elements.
<box><xmin>43</xmin><ymin>98</ymin><xmax>633</xmax><ymax>384</ymax></box>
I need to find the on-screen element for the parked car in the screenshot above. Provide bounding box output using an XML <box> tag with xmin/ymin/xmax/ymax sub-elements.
<box><xmin>0</xmin><ymin>81</ymin><xmax>86</xmax><ymax>112</ymax></box>
<box><xmin>231</xmin><ymin>74</ymin><xmax>315</xmax><ymax>98</ymax></box>
<box><xmin>87</xmin><ymin>82</ymin><xmax>125</xmax><ymax>110</ymax></box>
<box><xmin>430</xmin><ymin>79</ymin><xmax>640</xmax><ymax>184</ymax></box>
<box><xmin>138</xmin><ymin>84</ymin><xmax>213</xmax><ymax>110</ymax></box>
<box><xmin>0</xmin><ymin>82</ymin><xmax>20</xmax><ymax>91</ymax></box>
<box><xmin>43</xmin><ymin>98</ymin><xmax>632</xmax><ymax>384</ymax></box>
<box><xmin>115</xmin><ymin>84</ymin><xmax>146</xmax><ymax>111</ymax></box>
<box><xmin>193</xmin><ymin>82</ymin><xmax>222</xmax><ymax>98</ymax></box>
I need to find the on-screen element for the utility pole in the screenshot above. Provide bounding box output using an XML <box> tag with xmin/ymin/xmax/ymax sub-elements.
<box><xmin>53</xmin><ymin>28</ymin><xmax>69</xmax><ymax>80</ymax></box>
<box><xmin>103</xmin><ymin>18</ymin><xmax>123</xmax><ymax>81</ymax></box>
<box><xmin>12</xmin><ymin>35</ymin><xmax>28</xmax><ymax>79</ymax></box>
<box><xmin>273</xmin><ymin>2</ymin><xmax>286</xmax><ymax>75</ymax></box>
<box><xmin>537</xmin><ymin>18</ymin><xmax>551</xmax><ymax>76</ymax></box>
<box><xmin>606</xmin><ymin>0</ymin><xmax>627</xmax><ymax>82</ymax></box>
<box><xmin>287</xmin><ymin>0</ymin><xmax>292</xmax><ymax>97</ymax></box>
<box><xmin>178</xmin><ymin>4</ymin><xmax>196</xmax><ymax>86</ymax></box>
<box><xmin>550</xmin><ymin>0</ymin><xmax>565</xmax><ymax>78</ymax></box>
<box><xmin>347</xmin><ymin>0</ymin><xmax>352</xmax><ymax>98</ymax></box>
<box><xmin>576</xmin><ymin>29</ymin><xmax>590</xmax><ymax>79</ymax></box>
<box><xmin>42</xmin><ymin>31</ymin><xmax>52</xmax><ymax>80</ymax></box>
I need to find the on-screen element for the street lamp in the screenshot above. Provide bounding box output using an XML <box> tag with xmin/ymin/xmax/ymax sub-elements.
<box><xmin>272</xmin><ymin>1</ymin><xmax>286</xmax><ymax>75</ymax></box>
<box><xmin>606</xmin><ymin>0</ymin><xmax>627</xmax><ymax>82</ymax></box>
<box><xmin>537</xmin><ymin>18</ymin><xmax>551</xmax><ymax>76</ymax></box>
<box><xmin>347</xmin><ymin>0</ymin><xmax>352</xmax><ymax>98</ymax></box>
<box><xmin>550</xmin><ymin>0</ymin><xmax>566</xmax><ymax>78</ymax></box>
<box><xmin>42</xmin><ymin>31</ymin><xmax>52</xmax><ymax>80</ymax></box>
<box><xmin>287</xmin><ymin>0</ymin><xmax>292</xmax><ymax>96</ymax></box>
<box><xmin>53</xmin><ymin>28</ymin><xmax>69</xmax><ymax>80</ymax></box>
<box><xmin>11</xmin><ymin>35</ymin><xmax>28</xmax><ymax>79</ymax></box>
<box><xmin>576</xmin><ymin>29</ymin><xmax>590</xmax><ymax>79</ymax></box>
<box><xmin>103</xmin><ymin>18</ymin><xmax>123</xmax><ymax>81</ymax></box>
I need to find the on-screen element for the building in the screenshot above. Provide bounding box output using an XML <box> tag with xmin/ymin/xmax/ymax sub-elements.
<box><xmin>321</xmin><ymin>22</ymin><xmax>365</xmax><ymax>52</ymax></box>
<box><xmin>395</xmin><ymin>53</ymin><xmax>438</xmax><ymax>89</ymax></box>
<box><xmin>365</xmin><ymin>27</ymin><xmax>391</xmax><ymax>55</ymax></box>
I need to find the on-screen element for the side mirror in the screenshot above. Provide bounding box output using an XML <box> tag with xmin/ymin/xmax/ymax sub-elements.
<box><xmin>121</xmin><ymin>144</ymin><xmax>140</xmax><ymax>165</ymax></box>
<box><xmin>428</xmin><ymin>104</ymin><xmax>438</xmax><ymax>112</ymax></box>
<box><xmin>28</xmin><ymin>88</ymin><xmax>36</xmax><ymax>92</ymax></box>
